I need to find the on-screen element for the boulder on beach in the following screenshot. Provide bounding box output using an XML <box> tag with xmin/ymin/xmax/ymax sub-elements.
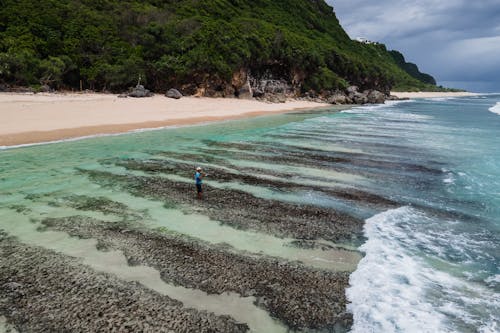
<box><xmin>327</xmin><ymin>93</ymin><xmax>349</xmax><ymax>105</ymax></box>
<box><xmin>352</xmin><ymin>92</ymin><xmax>368</xmax><ymax>104</ymax></box>
<box><xmin>166</xmin><ymin>88</ymin><xmax>183</xmax><ymax>99</ymax></box>
<box><xmin>128</xmin><ymin>84</ymin><xmax>153</xmax><ymax>98</ymax></box>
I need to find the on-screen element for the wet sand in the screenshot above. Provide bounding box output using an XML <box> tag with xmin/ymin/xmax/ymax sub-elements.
<box><xmin>0</xmin><ymin>93</ymin><xmax>329</xmax><ymax>147</ymax></box>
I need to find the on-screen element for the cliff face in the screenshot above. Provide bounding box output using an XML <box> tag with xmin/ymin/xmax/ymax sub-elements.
<box><xmin>389</xmin><ymin>51</ymin><xmax>436</xmax><ymax>86</ymax></box>
<box><xmin>0</xmin><ymin>0</ymin><xmax>440</xmax><ymax>98</ymax></box>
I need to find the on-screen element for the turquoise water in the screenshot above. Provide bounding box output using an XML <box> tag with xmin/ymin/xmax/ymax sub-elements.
<box><xmin>1</xmin><ymin>95</ymin><xmax>499</xmax><ymax>332</ymax></box>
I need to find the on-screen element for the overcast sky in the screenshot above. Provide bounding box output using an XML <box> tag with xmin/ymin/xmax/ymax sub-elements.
<box><xmin>327</xmin><ymin>0</ymin><xmax>500</xmax><ymax>92</ymax></box>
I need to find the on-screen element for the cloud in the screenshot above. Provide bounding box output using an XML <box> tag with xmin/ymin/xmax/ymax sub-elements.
<box><xmin>434</xmin><ymin>36</ymin><xmax>500</xmax><ymax>80</ymax></box>
<box><xmin>327</xmin><ymin>0</ymin><xmax>500</xmax><ymax>91</ymax></box>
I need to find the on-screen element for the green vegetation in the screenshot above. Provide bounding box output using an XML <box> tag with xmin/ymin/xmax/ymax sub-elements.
<box><xmin>389</xmin><ymin>51</ymin><xmax>436</xmax><ymax>85</ymax></box>
<box><xmin>0</xmin><ymin>0</ymin><xmax>443</xmax><ymax>93</ymax></box>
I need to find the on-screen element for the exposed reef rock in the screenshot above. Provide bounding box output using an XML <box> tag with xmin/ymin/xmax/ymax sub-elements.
<box><xmin>81</xmin><ymin>168</ymin><xmax>363</xmax><ymax>243</ymax></box>
<box><xmin>0</xmin><ymin>236</ymin><xmax>248</xmax><ymax>333</ymax></box>
<box><xmin>41</xmin><ymin>217</ymin><xmax>354</xmax><ymax>331</ymax></box>
<box><xmin>113</xmin><ymin>157</ymin><xmax>400</xmax><ymax>209</ymax></box>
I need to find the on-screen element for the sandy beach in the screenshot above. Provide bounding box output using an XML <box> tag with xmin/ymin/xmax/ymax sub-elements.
<box><xmin>0</xmin><ymin>91</ymin><xmax>478</xmax><ymax>147</ymax></box>
<box><xmin>391</xmin><ymin>91</ymin><xmax>477</xmax><ymax>99</ymax></box>
<box><xmin>0</xmin><ymin>93</ymin><xmax>329</xmax><ymax>147</ymax></box>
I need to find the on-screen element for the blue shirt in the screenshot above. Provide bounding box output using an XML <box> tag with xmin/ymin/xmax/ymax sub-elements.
<box><xmin>195</xmin><ymin>172</ymin><xmax>202</xmax><ymax>185</ymax></box>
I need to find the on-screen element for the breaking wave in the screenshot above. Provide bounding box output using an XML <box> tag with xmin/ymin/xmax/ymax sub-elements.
<box><xmin>347</xmin><ymin>207</ymin><xmax>499</xmax><ymax>333</ymax></box>
<box><xmin>488</xmin><ymin>102</ymin><xmax>500</xmax><ymax>116</ymax></box>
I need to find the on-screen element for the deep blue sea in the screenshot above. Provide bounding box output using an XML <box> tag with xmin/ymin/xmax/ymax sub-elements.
<box><xmin>1</xmin><ymin>94</ymin><xmax>499</xmax><ymax>332</ymax></box>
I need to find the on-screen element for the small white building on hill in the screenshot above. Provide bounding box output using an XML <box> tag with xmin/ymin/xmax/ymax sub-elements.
<box><xmin>355</xmin><ymin>37</ymin><xmax>379</xmax><ymax>45</ymax></box>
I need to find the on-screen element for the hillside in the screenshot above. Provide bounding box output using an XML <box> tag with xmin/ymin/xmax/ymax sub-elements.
<box><xmin>0</xmin><ymin>0</ymin><xmax>442</xmax><ymax>98</ymax></box>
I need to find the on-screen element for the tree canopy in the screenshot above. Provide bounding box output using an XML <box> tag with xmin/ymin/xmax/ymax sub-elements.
<box><xmin>0</xmin><ymin>0</ymin><xmax>443</xmax><ymax>93</ymax></box>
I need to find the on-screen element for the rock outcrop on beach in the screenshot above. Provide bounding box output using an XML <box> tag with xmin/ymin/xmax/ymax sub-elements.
<box><xmin>128</xmin><ymin>84</ymin><xmax>153</xmax><ymax>98</ymax></box>
<box><xmin>166</xmin><ymin>88</ymin><xmax>183</xmax><ymax>99</ymax></box>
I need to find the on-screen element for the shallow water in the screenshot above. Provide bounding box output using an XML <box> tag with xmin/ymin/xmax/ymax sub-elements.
<box><xmin>1</xmin><ymin>96</ymin><xmax>499</xmax><ymax>332</ymax></box>
<box><xmin>0</xmin><ymin>107</ymin><xmax>360</xmax><ymax>332</ymax></box>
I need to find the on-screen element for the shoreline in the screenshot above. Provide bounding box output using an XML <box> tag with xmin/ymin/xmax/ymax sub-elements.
<box><xmin>0</xmin><ymin>92</ymin><xmax>331</xmax><ymax>148</ymax></box>
<box><xmin>390</xmin><ymin>91</ymin><xmax>478</xmax><ymax>99</ymax></box>
<box><xmin>0</xmin><ymin>90</ymin><xmax>480</xmax><ymax>148</ymax></box>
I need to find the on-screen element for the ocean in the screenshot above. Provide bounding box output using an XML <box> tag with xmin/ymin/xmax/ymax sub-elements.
<box><xmin>0</xmin><ymin>95</ymin><xmax>499</xmax><ymax>332</ymax></box>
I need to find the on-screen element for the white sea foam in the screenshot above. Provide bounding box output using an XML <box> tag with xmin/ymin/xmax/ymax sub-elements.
<box><xmin>443</xmin><ymin>173</ymin><xmax>455</xmax><ymax>184</ymax></box>
<box><xmin>488</xmin><ymin>102</ymin><xmax>500</xmax><ymax>115</ymax></box>
<box><xmin>347</xmin><ymin>207</ymin><xmax>500</xmax><ymax>333</ymax></box>
<box><xmin>484</xmin><ymin>274</ymin><xmax>500</xmax><ymax>287</ymax></box>
<box><xmin>341</xmin><ymin>100</ymin><xmax>412</xmax><ymax>114</ymax></box>
<box><xmin>342</xmin><ymin>105</ymin><xmax>432</xmax><ymax>124</ymax></box>
<box><xmin>347</xmin><ymin>208</ymin><xmax>449</xmax><ymax>333</ymax></box>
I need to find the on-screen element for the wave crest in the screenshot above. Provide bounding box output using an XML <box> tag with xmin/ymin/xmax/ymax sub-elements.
<box><xmin>488</xmin><ymin>102</ymin><xmax>500</xmax><ymax>115</ymax></box>
<box><xmin>347</xmin><ymin>207</ymin><xmax>499</xmax><ymax>333</ymax></box>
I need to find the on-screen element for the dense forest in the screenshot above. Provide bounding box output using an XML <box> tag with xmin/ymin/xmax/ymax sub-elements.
<box><xmin>0</xmin><ymin>0</ymin><xmax>449</xmax><ymax>95</ymax></box>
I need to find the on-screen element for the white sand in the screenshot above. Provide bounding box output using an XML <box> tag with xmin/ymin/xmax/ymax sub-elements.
<box><xmin>0</xmin><ymin>93</ymin><xmax>328</xmax><ymax>146</ymax></box>
<box><xmin>391</xmin><ymin>91</ymin><xmax>477</xmax><ymax>99</ymax></box>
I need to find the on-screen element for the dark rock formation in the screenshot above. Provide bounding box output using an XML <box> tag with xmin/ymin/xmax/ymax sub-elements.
<box><xmin>387</xmin><ymin>95</ymin><xmax>410</xmax><ymax>101</ymax></box>
<box><xmin>352</xmin><ymin>92</ymin><xmax>368</xmax><ymax>104</ymax></box>
<box><xmin>366</xmin><ymin>90</ymin><xmax>386</xmax><ymax>104</ymax></box>
<box><xmin>176</xmin><ymin>69</ymin><xmax>390</xmax><ymax>105</ymax></box>
<box><xmin>81</xmin><ymin>168</ymin><xmax>363</xmax><ymax>243</ymax></box>
<box><xmin>42</xmin><ymin>217</ymin><xmax>354</xmax><ymax>331</ymax></box>
<box><xmin>39</xmin><ymin>84</ymin><xmax>51</xmax><ymax>93</ymax></box>
<box><xmin>0</xmin><ymin>237</ymin><xmax>248</xmax><ymax>333</ymax></box>
<box><xmin>128</xmin><ymin>84</ymin><xmax>153</xmax><ymax>98</ymax></box>
<box><xmin>115</xmin><ymin>157</ymin><xmax>400</xmax><ymax>209</ymax></box>
<box><xmin>250</xmin><ymin>77</ymin><xmax>293</xmax><ymax>102</ymax></box>
<box><xmin>237</xmin><ymin>81</ymin><xmax>253</xmax><ymax>99</ymax></box>
<box><xmin>189</xmin><ymin>75</ymin><xmax>236</xmax><ymax>98</ymax></box>
<box><xmin>166</xmin><ymin>88</ymin><xmax>183</xmax><ymax>99</ymax></box>
<box><xmin>327</xmin><ymin>92</ymin><xmax>349</xmax><ymax>105</ymax></box>
<box><xmin>319</xmin><ymin>86</ymin><xmax>387</xmax><ymax>105</ymax></box>
<box><xmin>346</xmin><ymin>86</ymin><xmax>359</xmax><ymax>95</ymax></box>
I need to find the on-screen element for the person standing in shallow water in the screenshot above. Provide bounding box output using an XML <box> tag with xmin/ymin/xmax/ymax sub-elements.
<box><xmin>194</xmin><ymin>167</ymin><xmax>206</xmax><ymax>199</ymax></box>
